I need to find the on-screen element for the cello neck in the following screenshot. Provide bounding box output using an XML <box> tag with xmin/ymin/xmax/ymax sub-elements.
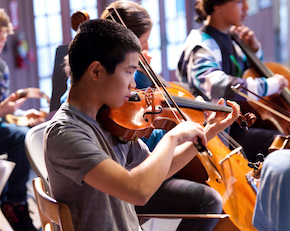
<box><xmin>230</xmin><ymin>31</ymin><xmax>273</xmax><ymax>78</ymax></box>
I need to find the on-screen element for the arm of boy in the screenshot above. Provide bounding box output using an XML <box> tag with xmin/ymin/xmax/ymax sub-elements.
<box><xmin>84</xmin><ymin>99</ymin><xmax>240</xmax><ymax>206</ymax></box>
<box><xmin>164</xmin><ymin>98</ymin><xmax>240</xmax><ymax>178</ymax></box>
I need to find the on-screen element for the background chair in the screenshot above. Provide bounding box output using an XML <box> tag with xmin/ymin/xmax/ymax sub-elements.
<box><xmin>25</xmin><ymin>121</ymin><xmax>50</xmax><ymax>192</ymax></box>
<box><xmin>0</xmin><ymin>159</ymin><xmax>15</xmax><ymax>195</ymax></box>
<box><xmin>33</xmin><ymin>177</ymin><xmax>74</xmax><ymax>231</ymax></box>
<box><xmin>50</xmin><ymin>45</ymin><xmax>69</xmax><ymax>112</ymax></box>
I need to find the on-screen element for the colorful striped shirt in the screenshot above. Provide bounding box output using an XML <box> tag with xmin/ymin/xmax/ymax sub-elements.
<box><xmin>176</xmin><ymin>29</ymin><xmax>280</xmax><ymax>103</ymax></box>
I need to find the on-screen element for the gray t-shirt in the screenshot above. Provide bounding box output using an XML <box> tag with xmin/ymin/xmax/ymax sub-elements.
<box><xmin>44</xmin><ymin>103</ymin><xmax>149</xmax><ymax>231</ymax></box>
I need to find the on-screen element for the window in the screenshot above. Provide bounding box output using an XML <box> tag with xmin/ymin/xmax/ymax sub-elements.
<box><xmin>164</xmin><ymin>0</ymin><xmax>186</xmax><ymax>71</ymax></box>
<box><xmin>141</xmin><ymin>0</ymin><xmax>162</xmax><ymax>74</ymax></box>
<box><xmin>33</xmin><ymin>0</ymin><xmax>62</xmax><ymax>109</ymax></box>
<box><xmin>70</xmin><ymin>0</ymin><xmax>98</xmax><ymax>39</ymax></box>
<box><xmin>141</xmin><ymin>0</ymin><xmax>186</xmax><ymax>80</ymax></box>
<box><xmin>33</xmin><ymin>0</ymin><xmax>98</xmax><ymax>109</ymax></box>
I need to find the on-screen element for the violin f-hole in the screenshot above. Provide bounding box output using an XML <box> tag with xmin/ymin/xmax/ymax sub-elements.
<box><xmin>143</xmin><ymin>106</ymin><xmax>162</xmax><ymax>122</ymax></box>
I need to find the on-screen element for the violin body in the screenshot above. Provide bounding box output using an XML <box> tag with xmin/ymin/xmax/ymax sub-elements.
<box><xmin>242</xmin><ymin>62</ymin><xmax>290</xmax><ymax>134</ymax></box>
<box><xmin>97</xmin><ymin>87</ymin><xmax>205</xmax><ymax>141</ymax></box>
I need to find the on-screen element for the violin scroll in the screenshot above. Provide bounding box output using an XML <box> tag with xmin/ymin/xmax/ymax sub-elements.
<box><xmin>237</xmin><ymin>112</ymin><xmax>257</xmax><ymax>132</ymax></box>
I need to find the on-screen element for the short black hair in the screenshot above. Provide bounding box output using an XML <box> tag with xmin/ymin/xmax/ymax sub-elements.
<box><xmin>68</xmin><ymin>19</ymin><xmax>141</xmax><ymax>83</ymax></box>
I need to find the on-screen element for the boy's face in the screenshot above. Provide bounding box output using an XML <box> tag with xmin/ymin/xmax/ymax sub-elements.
<box><xmin>0</xmin><ymin>29</ymin><xmax>8</xmax><ymax>54</ymax></box>
<box><xmin>219</xmin><ymin>0</ymin><xmax>249</xmax><ymax>26</ymax></box>
<box><xmin>98</xmin><ymin>52</ymin><xmax>139</xmax><ymax>108</ymax></box>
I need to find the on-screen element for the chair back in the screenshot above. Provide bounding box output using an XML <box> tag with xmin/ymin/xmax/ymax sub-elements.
<box><xmin>25</xmin><ymin>121</ymin><xmax>50</xmax><ymax>191</ymax></box>
<box><xmin>50</xmin><ymin>45</ymin><xmax>69</xmax><ymax>112</ymax></box>
<box><xmin>33</xmin><ymin>177</ymin><xmax>74</xmax><ymax>231</ymax></box>
<box><xmin>0</xmin><ymin>160</ymin><xmax>15</xmax><ymax>194</ymax></box>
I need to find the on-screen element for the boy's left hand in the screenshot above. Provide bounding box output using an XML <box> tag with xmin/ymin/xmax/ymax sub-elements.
<box><xmin>196</xmin><ymin>97</ymin><xmax>240</xmax><ymax>141</ymax></box>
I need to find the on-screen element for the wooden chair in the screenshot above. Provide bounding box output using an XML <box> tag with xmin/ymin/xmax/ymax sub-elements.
<box><xmin>32</xmin><ymin>177</ymin><xmax>74</xmax><ymax>231</ymax></box>
<box><xmin>27</xmin><ymin>123</ymin><xmax>229</xmax><ymax>230</ymax></box>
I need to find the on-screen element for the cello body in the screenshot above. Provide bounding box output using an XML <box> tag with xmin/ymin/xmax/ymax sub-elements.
<box><xmin>178</xmin><ymin>134</ymin><xmax>257</xmax><ymax>231</ymax></box>
<box><xmin>169</xmin><ymin>83</ymin><xmax>258</xmax><ymax>231</ymax></box>
<box><xmin>242</xmin><ymin>62</ymin><xmax>290</xmax><ymax>134</ymax></box>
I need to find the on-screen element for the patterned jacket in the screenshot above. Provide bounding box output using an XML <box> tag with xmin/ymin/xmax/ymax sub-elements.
<box><xmin>0</xmin><ymin>57</ymin><xmax>10</xmax><ymax>102</ymax></box>
<box><xmin>176</xmin><ymin>29</ymin><xmax>280</xmax><ymax>103</ymax></box>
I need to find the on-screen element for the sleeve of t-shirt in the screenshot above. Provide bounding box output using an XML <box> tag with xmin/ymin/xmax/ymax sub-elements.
<box><xmin>125</xmin><ymin>139</ymin><xmax>149</xmax><ymax>170</ymax></box>
<box><xmin>45</xmin><ymin>121</ymin><xmax>110</xmax><ymax>185</ymax></box>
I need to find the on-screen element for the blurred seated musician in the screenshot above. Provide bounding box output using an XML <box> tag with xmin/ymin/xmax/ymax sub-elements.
<box><xmin>253</xmin><ymin>148</ymin><xmax>290</xmax><ymax>231</ymax></box>
<box><xmin>0</xmin><ymin>8</ymin><xmax>42</xmax><ymax>231</ymax></box>
<box><xmin>176</xmin><ymin>0</ymin><xmax>288</xmax><ymax>162</ymax></box>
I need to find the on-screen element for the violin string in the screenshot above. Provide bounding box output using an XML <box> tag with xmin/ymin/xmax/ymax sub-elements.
<box><xmin>138</xmin><ymin>59</ymin><xmax>182</xmax><ymax>123</ymax></box>
<box><xmin>218</xmin><ymin>131</ymin><xmax>245</xmax><ymax>155</ymax></box>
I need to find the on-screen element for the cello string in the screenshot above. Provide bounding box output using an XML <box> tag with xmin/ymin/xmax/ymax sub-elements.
<box><xmin>218</xmin><ymin>131</ymin><xmax>250</xmax><ymax>171</ymax></box>
<box><xmin>235</xmin><ymin>85</ymin><xmax>290</xmax><ymax>118</ymax></box>
<box><xmin>232</xmin><ymin>85</ymin><xmax>290</xmax><ymax>123</ymax></box>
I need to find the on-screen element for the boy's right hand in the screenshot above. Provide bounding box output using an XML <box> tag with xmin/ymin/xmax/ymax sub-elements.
<box><xmin>166</xmin><ymin>121</ymin><xmax>207</xmax><ymax>148</ymax></box>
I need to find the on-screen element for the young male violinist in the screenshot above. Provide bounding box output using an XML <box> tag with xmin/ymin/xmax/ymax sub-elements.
<box><xmin>44</xmin><ymin>19</ymin><xmax>240</xmax><ymax>231</ymax></box>
<box><xmin>176</xmin><ymin>0</ymin><xmax>288</xmax><ymax>162</ymax></box>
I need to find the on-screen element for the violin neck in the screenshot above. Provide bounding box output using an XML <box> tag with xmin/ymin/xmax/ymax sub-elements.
<box><xmin>170</xmin><ymin>95</ymin><xmax>233</xmax><ymax>113</ymax></box>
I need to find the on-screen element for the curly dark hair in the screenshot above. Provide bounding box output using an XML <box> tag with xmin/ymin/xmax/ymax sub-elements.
<box><xmin>202</xmin><ymin>0</ymin><xmax>234</xmax><ymax>16</ymax></box>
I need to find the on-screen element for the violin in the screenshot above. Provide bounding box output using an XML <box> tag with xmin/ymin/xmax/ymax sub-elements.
<box><xmin>13</xmin><ymin>87</ymin><xmax>50</xmax><ymax>103</ymax></box>
<box><xmin>98</xmin><ymin>86</ymin><xmax>234</xmax><ymax>142</ymax></box>
<box><xmin>230</xmin><ymin>31</ymin><xmax>290</xmax><ymax>135</ymax></box>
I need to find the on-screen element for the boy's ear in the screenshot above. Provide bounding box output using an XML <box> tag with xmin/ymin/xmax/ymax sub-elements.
<box><xmin>89</xmin><ymin>61</ymin><xmax>102</xmax><ymax>80</ymax></box>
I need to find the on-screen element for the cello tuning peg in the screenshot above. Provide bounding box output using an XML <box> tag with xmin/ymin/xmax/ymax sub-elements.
<box><xmin>256</xmin><ymin>153</ymin><xmax>265</xmax><ymax>162</ymax></box>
